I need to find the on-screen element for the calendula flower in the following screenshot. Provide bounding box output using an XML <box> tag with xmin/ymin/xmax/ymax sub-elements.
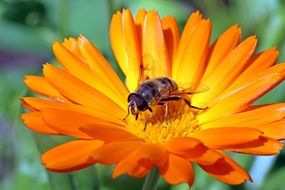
<box><xmin>21</xmin><ymin>9</ymin><xmax>285</xmax><ymax>186</ymax></box>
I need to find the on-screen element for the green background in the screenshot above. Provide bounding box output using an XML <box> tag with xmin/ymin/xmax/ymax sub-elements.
<box><xmin>0</xmin><ymin>0</ymin><xmax>285</xmax><ymax>189</ymax></box>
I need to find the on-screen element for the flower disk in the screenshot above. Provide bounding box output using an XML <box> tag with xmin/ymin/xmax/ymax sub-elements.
<box><xmin>21</xmin><ymin>9</ymin><xmax>285</xmax><ymax>186</ymax></box>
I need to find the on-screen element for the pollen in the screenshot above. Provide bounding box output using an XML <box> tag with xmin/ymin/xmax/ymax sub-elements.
<box><xmin>125</xmin><ymin>100</ymin><xmax>202</xmax><ymax>144</ymax></box>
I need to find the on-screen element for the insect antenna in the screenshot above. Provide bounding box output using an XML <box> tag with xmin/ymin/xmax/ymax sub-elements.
<box><xmin>123</xmin><ymin>105</ymin><xmax>131</xmax><ymax>120</ymax></box>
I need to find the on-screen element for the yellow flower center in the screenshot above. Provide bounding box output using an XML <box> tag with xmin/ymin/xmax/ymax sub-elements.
<box><xmin>125</xmin><ymin>100</ymin><xmax>202</xmax><ymax>144</ymax></box>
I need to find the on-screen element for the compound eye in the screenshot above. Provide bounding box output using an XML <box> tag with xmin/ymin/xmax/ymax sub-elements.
<box><xmin>128</xmin><ymin>93</ymin><xmax>147</xmax><ymax>111</ymax></box>
<box><xmin>136</xmin><ymin>98</ymin><xmax>148</xmax><ymax>111</ymax></box>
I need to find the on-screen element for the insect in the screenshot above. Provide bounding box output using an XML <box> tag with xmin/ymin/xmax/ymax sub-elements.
<box><xmin>124</xmin><ymin>77</ymin><xmax>208</xmax><ymax>130</ymax></box>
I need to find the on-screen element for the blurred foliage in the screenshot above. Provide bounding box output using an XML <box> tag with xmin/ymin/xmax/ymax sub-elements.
<box><xmin>0</xmin><ymin>0</ymin><xmax>285</xmax><ymax>190</ymax></box>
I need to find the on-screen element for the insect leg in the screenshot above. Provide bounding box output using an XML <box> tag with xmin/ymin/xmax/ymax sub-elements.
<box><xmin>189</xmin><ymin>104</ymin><xmax>207</xmax><ymax>110</ymax></box>
<box><xmin>123</xmin><ymin>106</ymin><xmax>130</xmax><ymax>120</ymax></box>
<box><xmin>143</xmin><ymin>106</ymin><xmax>153</xmax><ymax>131</ymax></box>
<box><xmin>161</xmin><ymin>95</ymin><xmax>206</xmax><ymax>110</ymax></box>
<box><xmin>158</xmin><ymin>101</ymin><xmax>169</xmax><ymax>126</ymax></box>
<box><xmin>180</xmin><ymin>97</ymin><xmax>208</xmax><ymax>110</ymax></box>
<box><xmin>182</xmin><ymin>98</ymin><xmax>191</xmax><ymax>107</ymax></box>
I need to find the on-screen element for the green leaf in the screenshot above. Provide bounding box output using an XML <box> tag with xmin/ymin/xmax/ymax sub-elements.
<box><xmin>68</xmin><ymin>0</ymin><xmax>112</xmax><ymax>53</ymax></box>
<box><xmin>261</xmin><ymin>167</ymin><xmax>285</xmax><ymax>190</ymax></box>
<box><xmin>127</xmin><ymin>0</ymin><xmax>193</xmax><ymax>21</ymax></box>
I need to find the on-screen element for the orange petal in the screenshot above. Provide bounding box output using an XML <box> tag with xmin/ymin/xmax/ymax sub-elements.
<box><xmin>191</xmin><ymin>148</ymin><xmax>224</xmax><ymax>166</ymax></box>
<box><xmin>204</xmin><ymin>25</ymin><xmax>241</xmax><ymax>77</ymax></box>
<box><xmin>40</xmin><ymin>109</ymin><xmax>99</xmax><ymax>139</ymax></box>
<box><xmin>198</xmin><ymin>73</ymin><xmax>282</xmax><ymax>123</ymax></box>
<box><xmin>173</xmin><ymin>19</ymin><xmax>211</xmax><ymax>84</ymax></box>
<box><xmin>219</xmin><ymin>52</ymin><xmax>284</xmax><ymax>101</ymax></box>
<box><xmin>112</xmin><ymin>143</ymin><xmax>167</xmax><ymax>178</ymax></box>
<box><xmin>229</xmin><ymin>136</ymin><xmax>283</xmax><ymax>155</ymax></box>
<box><xmin>24</xmin><ymin>76</ymin><xmax>67</xmax><ymax>101</ymax></box>
<box><xmin>22</xmin><ymin>98</ymin><xmax>37</xmax><ymax>111</ymax></box>
<box><xmin>62</xmin><ymin>37</ymin><xmax>85</xmax><ymax>60</ymax></box>
<box><xmin>173</xmin><ymin>11</ymin><xmax>202</xmax><ymax>76</ymax></box>
<box><xmin>41</xmin><ymin>140</ymin><xmax>103</xmax><ymax>172</ymax></box>
<box><xmin>201</xmin><ymin>103</ymin><xmax>285</xmax><ymax>129</ymax></box>
<box><xmin>77</xmin><ymin>36</ymin><xmax>128</xmax><ymax>108</ymax></box>
<box><xmin>230</xmin><ymin>48</ymin><xmax>278</xmax><ymax>87</ymax></box>
<box><xmin>135</xmin><ymin>9</ymin><xmax>146</xmax><ymax>54</ymax></box>
<box><xmin>165</xmin><ymin>137</ymin><xmax>222</xmax><ymax>165</ymax></box>
<box><xmin>162</xmin><ymin>16</ymin><xmax>180</xmax><ymax>68</ymax></box>
<box><xmin>160</xmin><ymin>154</ymin><xmax>194</xmax><ymax>185</ymax></box>
<box><xmin>166</xmin><ymin>137</ymin><xmax>206</xmax><ymax>158</ymax></box>
<box><xmin>53</xmin><ymin>41</ymin><xmax>89</xmax><ymax>75</ymax></box>
<box><xmin>192</xmin><ymin>36</ymin><xmax>257</xmax><ymax>107</ymax></box>
<box><xmin>91</xmin><ymin>141</ymin><xmax>144</xmax><ymax>164</ymax></box>
<box><xmin>113</xmin><ymin>159</ymin><xmax>150</xmax><ymax>178</ymax></box>
<box><xmin>110</xmin><ymin>9</ymin><xmax>140</xmax><ymax>92</ymax></box>
<box><xmin>134</xmin><ymin>9</ymin><xmax>146</xmax><ymax>50</ymax></box>
<box><xmin>54</xmin><ymin>38</ymin><xmax>120</xmax><ymax>105</ymax></box>
<box><xmin>202</xmin><ymin>119</ymin><xmax>285</xmax><ymax>141</ymax></box>
<box><xmin>53</xmin><ymin>39</ymin><xmax>128</xmax><ymax>110</ymax></box>
<box><xmin>135</xmin><ymin>9</ymin><xmax>147</xmax><ymax>25</ymax></box>
<box><xmin>141</xmin><ymin>11</ymin><xmax>170</xmax><ymax>79</ymax></box>
<box><xmin>256</xmin><ymin>120</ymin><xmax>285</xmax><ymax>140</ymax></box>
<box><xmin>80</xmin><ymin>124</ymin><xmax>141</xmax><ymax>142</ymax></box>
<box><xmin>41</xmin><ymin>108</ymin><xmax>127</xmax><ymax>139</ymax></box>
<box><xmin>43</xmin><ymin>64</ymin><xmax>126</xmax><ymax>117</ymax></box>
<box><xmin>192</xmin><ymin>127</ymin><xmax>263</xmax><ymax>149</ymax></box>
<box><xmin>21</xmin><ymin>112</ymin><xmax>59</xmax><ymax>134</ymax></box>
<box><xmin>136</xmin><ymin>144</ymin><xmax>168</xmax><ymax>166</ymax></box>
<box><xmin>199</xmin><ymin>153</ymin><xmax>251</xmax><ymax>184</ymax></box>
<box><xmin>259</xmin><ymin>61</ymin><xmax>285</xmax><ymax>78</ymax></box>
<box><xmin>22</xmin><ymin>97</ymin><xmax>125</xmax><ymax>125</ymax></box>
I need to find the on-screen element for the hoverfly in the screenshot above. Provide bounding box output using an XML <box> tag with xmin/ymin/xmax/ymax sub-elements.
<box><xmin>125</xmin><ymin>77</ymin><xmax>208</xmax><ymax>130</ymax></box>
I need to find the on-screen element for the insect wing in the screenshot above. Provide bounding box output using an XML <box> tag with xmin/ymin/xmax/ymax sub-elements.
<box><xmin>173</xmin><ymin>83</ymin><xmax>209</xmax><ymax>95</ymax></box>
<box><xmin>139</xmin><ymin>54</ymin><xmax>169</xmax><ymax>83</ymax></box>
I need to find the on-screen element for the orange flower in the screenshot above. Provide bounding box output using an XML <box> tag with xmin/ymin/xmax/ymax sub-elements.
<box><xmin>21</xmin><ymin>9</ymin><xmax>285</xmax><ymax>186</ymax></box>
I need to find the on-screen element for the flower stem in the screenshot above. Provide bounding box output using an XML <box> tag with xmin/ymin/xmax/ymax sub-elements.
<box><xmin>142</xmin><ymin>167</ymin><xmax>160</xmax><ymax>190</ymax></box>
